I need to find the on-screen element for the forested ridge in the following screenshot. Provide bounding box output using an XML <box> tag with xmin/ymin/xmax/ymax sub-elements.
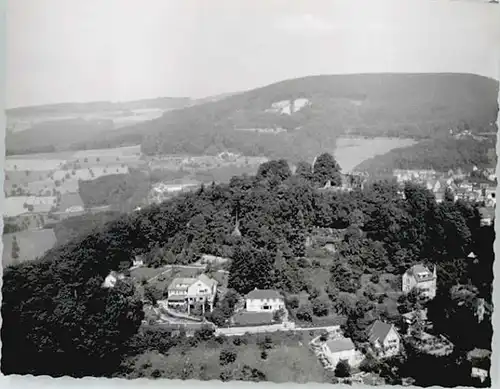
<box><xmin>1</xmin><ymin>154</ymin><xmax>494</xmax><ymax>379</ymax></box>
<box><xmin>355</xmin><ymin>136</ymin><xmax>496</xmax><ymax>174</ymax></box>
<box><xmin>76</xmin><ymin>73</ymin><xmax>498</xmax><ymax>162</ymax></box>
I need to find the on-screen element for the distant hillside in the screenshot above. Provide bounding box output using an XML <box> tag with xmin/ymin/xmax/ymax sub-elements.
<box><xmin>7</xmin><ymin>97</ymin><xmax>192</xmax><ymax>117</ymax></box>
<box><xmin>79</xmin><ymin>73</ymin><xmax>498</xmax><ymax>162</ymax></box>
<box><xmin>354</xmin><ymin>136</ymin><xmax>497</xmax><ymax>175</ymax></box>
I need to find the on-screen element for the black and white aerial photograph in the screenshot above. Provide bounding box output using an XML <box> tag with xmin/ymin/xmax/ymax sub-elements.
<box><xmin>1</xmin><ymin>0</ymin><xmax>499</xmax><ymax>387</ymax></box>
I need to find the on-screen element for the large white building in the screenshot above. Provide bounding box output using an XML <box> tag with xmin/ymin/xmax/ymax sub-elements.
<box><xmin>245</xmin><ymin>289</ymin><xmax>285</xmax><ymax>313</ymax></box>
<box><xmin>167</xmin><ymin>273</ymin><xmax>218</xmax><ymax>313</ymax></box>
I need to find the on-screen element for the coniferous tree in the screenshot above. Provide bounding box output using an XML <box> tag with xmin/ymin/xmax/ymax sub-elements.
<box><xmin>11</xmin><ymin>235</ymin><xmax>20</xmax><ymax>261</ymax></box>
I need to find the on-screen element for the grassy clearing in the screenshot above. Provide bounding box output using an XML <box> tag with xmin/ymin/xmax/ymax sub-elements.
<box><xmin>2</xmin><ymin>229</ymin><xmax>57</xmax><ymax>267</ymax></box>
<box><xmin>127</xmin><ymin>331</ymin><xmax>329</xmax><ymax>383</ymax></box>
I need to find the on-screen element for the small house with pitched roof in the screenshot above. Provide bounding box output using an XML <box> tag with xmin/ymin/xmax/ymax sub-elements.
<box><xmin>245</xmin><ymin>288</ymin><xmax>285</xmax><ymax>312</ymax></box>
<box><xmin>368</xmin><ymin>320</ymin><xmax>401</xmax><ymax>358</ymax></box>
<box><xmin>322</xmin><ymin>337</ymin><xmax>360</xmax><ymax>367</ymax></box>
<box><xmin>402</xmin><ymin>264</ymin><xmax>437</xmax><ymax>299</ymax></box>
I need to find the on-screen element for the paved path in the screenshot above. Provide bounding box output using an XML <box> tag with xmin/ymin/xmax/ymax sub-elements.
<box><xmin>215</xmin><ymin>323</ymin><xmax>340</xmax><ymax>337</ymax></box>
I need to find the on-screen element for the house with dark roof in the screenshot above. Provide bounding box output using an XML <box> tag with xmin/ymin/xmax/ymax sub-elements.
<box><xmin>368</xmin><ymin>320</ymin><xmax>401</xmax><ymax>358</ymax></box>
<box><xmin>321</xmin><ymin>337</ymin><xmax>362</xmax><ymax>368</ymax></box>
<box><xmin>402</xmin><ymin>264</ymin><xmax>437</xmax><ymax>299</ymax></box>
<box><xmin>245</xmin><ymin>288</ymin><xmax>285</xmax><ymax>312</ymax></box>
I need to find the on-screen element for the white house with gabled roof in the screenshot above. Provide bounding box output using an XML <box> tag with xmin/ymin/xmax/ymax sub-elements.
<box><xmin>167</xmin><ymin>273</ymin><xmax>218</xmax><ymax>313</ymax></box>
<box><xmin>245</xmin><ymin>288</ymin><xmax>285</xmax><ymax>312</ymax></box>
<box><xmin>368</xmin><ymin>320</ymin><xmax>401</xmax><ymax>358</ymax></box>
<box><xmin>402</xmin><ymin>264</ymin><xmax>437</xmax><ymax>299</ymax></box>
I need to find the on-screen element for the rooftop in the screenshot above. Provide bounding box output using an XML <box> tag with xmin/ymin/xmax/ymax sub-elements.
<box><xmin>406</xmin><ymin>264</ymin><xmax>435</xmax><ymax>282</ymax></box>
<box><xmin>167</xmin><ymin>274</ymin><xmax>218</xmax><ymax>290</ymax></box>
<box><xmin>245</xmin><ymin>288</ymin><xmax>283</xmax><ymax>300</ymax></box>
<box><xmin>368</xmin><ymin>320</ymin><xmax>395</xmax><ymax>344</ymax></box>
<box><xmin>326</xmin><ymin>337</ymin><xmax>356</xmax><ymax>353</ymax></box>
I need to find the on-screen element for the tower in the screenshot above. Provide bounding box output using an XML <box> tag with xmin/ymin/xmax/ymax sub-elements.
<box><xmin>231</xmin><ymin>211</ymin><xmax>242</xmax><ymax>238</ymax></box>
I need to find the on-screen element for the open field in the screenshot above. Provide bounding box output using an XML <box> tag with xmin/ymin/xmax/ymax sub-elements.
<box><xmin>334</xmin><ymin>136</ymin><xmax>417</xmax><ymax>173</ymax></box>
<box><xmin>127</xmin><ymin>331</ymin><xmax>329</xmax><ymax>382</ymax></box>
<box><xmin>5</xmin><ymin>159</ymin><xmax>66</xmax><ymax>171</ymax></box>
<box><xmin>5</xmin><ymin>146</ymin><xmax>142</xmax><ymax>198</ymax></box>
<box><xmin>3</xmin><ymin>229</ymin><xmax>57</xmax><ymax>267</ymax></box>
<box><xmin>4</xmin><ymin>196</ymin><xmax>57</xmax><ymax>217</ymax></box>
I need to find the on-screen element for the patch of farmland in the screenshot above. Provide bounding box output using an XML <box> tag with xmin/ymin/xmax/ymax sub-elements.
<box><xmin>25</xmin><ymin>180</ymin><xmax>56</xmax><ymax>196</ymax></box>
<box><xmin>6</xmin><ymin>170</ymin><xmax>53</xmax><ymax>182</ymax></box>
<box><xmin>6</xmin><ymin>150</ymin><xmax>76</xmax><ymax>160</ymax></box>
<box><xmin>4</xmin><ymin>196</ymin><xmax>57</xmax><ymax>217</ymax></box>
<box><xmin>72</xmin><ymin>145</ymin><xmax>141</xmax><ymax>159</ymax></box>
<box><xmin>5</xmin><ymin>159</ymin><xmax>67</xmax><ymax>171</ymax></box>
<box><xmin>51</xmin><ymin>165</ymin><xmax>130</xmax><ymax>181</ymax></box>
<box><xmin>3</xmin><ymin>229</ymin><xmax>58</xmax><ymax>267</ymax></box>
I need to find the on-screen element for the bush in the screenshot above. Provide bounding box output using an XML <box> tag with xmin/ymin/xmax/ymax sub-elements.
<box><xmin>219</xmin><ymin>347</ymin><xmax>237</xmax><ymax>365</ymax></box>
<box><xmin>360</xmin><ymin>355</ymin><xmax>381</xmax><ymax>373</ymax></box>
<box><xmin>286</xmin><ymin>295</ymin><xmax>300</xmax><ymax>309</ymax></box>
<box><xmin>233</xmin><ymin>336</ymin><xmax>248</xmax><ymax>346</ymax></box>
<box><xmin>296</xmin><ymin>304</ymin><xmax>313</xmax><ymax>322</ymax></box>
<box><xmin>370</xmin><ymin>274</ymin><xmax>380</xmax><ymax>284</ymax></box>
<box><xmin>335</xmin><ymin>360</ymin><xmax>351</xmax><ymax>378</ymax></box>
<box><xmin>312</xmin><ymin>297</ymin><xmax>330</xmax><ymax>317</ymax></box>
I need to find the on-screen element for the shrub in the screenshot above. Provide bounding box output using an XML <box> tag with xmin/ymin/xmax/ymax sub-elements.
<box><xmin>370</xmin><ymin>273</ymin><xmax>380</xmax><ymax>284</ymax></box>
<box><xmin>335</xmin><ymin>360</ymin><xmax>351</xmax><ymax>378</ymax></box>
<box><xmin>296</xmin><ymin>304</ymin><xmax>313</xmax><ymax>322</ymax></box>
<box><xmin>312</xmin><ymin>297</ymin><xmax>330</xmax><ymax>317</ymax></box>
<box><xmin>219</xmin><ymin>347</ymin><xmax>237</xmax><ymax>365</ymax></box>
<box><xmin>286</xmin><ymin>295</ymin><xmax>300</xmax><ymax>309</ymax></box>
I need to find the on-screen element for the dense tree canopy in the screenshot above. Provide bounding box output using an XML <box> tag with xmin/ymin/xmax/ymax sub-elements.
<box><xmin>1</xmin><ymin>155</ymin><xmax>492</xmax><ymax>378</ymax></box>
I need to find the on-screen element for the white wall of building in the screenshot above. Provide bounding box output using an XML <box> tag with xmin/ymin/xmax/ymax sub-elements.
<box><xmin>246</xmin><ymin>297</ymin><xmax>285</xmax><ymax>312</ymax></box>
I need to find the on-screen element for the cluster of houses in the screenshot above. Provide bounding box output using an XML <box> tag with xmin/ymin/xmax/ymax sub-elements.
<box><xmin>393</xmin><ymin>168</ymin><xmax>496</xmax><ymax>206</ymax></box>
<box><xmin>103</xmin><ymin>251</ymin><xmax>489</xmax><ymax>381</ymax></box>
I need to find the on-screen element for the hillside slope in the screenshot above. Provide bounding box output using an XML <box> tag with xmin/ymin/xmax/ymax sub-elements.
<box><xmin>354</xmin><ymin>136</ymin><xmax>497</xmax><ymax>175</ymax></box>
<box><xmin>79</xmin><ymin>73</ymin><xmax>498</xmax><ymax>162</ymax></box>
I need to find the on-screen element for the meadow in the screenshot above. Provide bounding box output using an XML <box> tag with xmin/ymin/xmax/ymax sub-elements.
<box><xmin>5</xmin><ymin>146</ymin><xmax>142</xmax><ymax>197</ymax></box>
<box><xmin>2</xmin><ymin>229</ymin><xmax>57</xmax><ymax>267</ymax></box>
<box><xmin>126</xmin><ymin>331</ymin><xmax>329</xmax><ymax>383</ymax></box>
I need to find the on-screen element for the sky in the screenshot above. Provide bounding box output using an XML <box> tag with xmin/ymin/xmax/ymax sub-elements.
<box><xmin>6</xmin><ymin>0</ymin><xmax>500</xmax><ymax>108</ymax></box>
